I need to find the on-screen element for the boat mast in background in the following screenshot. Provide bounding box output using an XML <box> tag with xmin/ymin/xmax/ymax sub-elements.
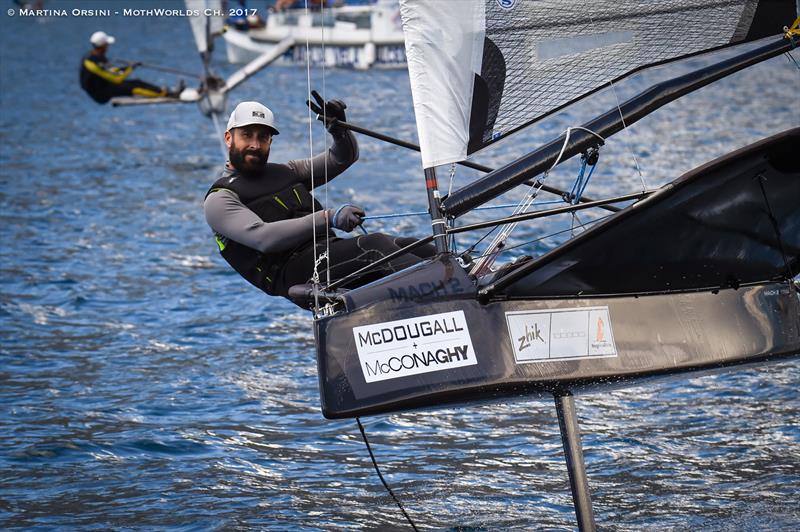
<box><xmin>112</xmin><ymin>0</ymin><xmax>295</xmax><ymax>159</ymax></box>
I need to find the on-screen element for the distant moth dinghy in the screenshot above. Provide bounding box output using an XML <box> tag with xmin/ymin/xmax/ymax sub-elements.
<box><xmin>296</xmin><ymin>1</ymin><xmax>800</xmax><ymax>529</ymax></box>
<box><xmin>111</xmin><ymin>0</ymin><xmax>294</xmax><ymax>156</ymax></box>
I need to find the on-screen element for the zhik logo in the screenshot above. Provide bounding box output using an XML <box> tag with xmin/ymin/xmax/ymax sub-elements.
<box><xmin>518</xmin><ymin>322</ymin><xmax>545</xmax><ymax>352</ymax></box>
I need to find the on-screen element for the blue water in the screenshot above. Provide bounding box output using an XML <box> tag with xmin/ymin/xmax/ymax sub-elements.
<box><xmin>2</xmin><ymin>4</ymin><xmax>799</xmax><ymax>530</ymax></box>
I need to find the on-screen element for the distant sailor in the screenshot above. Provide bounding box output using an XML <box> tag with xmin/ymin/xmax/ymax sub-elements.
<box><xmin>203</xmin><ymin>99</ymin><xmax>437</xmax><ymax>306</ymax></box>
<box><xmin>79</xmin><ymin>31</ymin><xmax>184</xmax><ymax>104</ymax></box>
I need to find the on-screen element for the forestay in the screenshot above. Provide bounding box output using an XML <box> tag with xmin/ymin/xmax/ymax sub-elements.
<box><xmin>399</xmin><ymin>0</ymin><xmax>797</xmax><ymax>169</ymax></box>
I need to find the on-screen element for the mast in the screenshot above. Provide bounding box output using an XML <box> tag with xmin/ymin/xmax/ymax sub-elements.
<box><xmin>424</xmin><ymin>168</ymin><xmax>450</xmax><ymax>254</ymax></box>
<box><xmin>442</xmin><ymin>34</ymin><xmax>798</xmax><ymax>218</ymax></box>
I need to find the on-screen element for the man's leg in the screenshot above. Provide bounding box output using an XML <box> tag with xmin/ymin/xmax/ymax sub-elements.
<box><xmin>111</xmin><ymin>79</ymin><xmax>168</xmax><ymax>98</ymax></box>
<box><xmin>326</xmin><ymin>233</ymin><xmax>423</xmax><ymax>286</ymax></box>
<box><xmin>277</xmin><ymin>233</ymin><xmax>430</xmax><ymax>293</ymax></box>
<box><xmin>391</xmin><ymin>236</ymin><xmax>438</xmax><ymax>259</ymax></box>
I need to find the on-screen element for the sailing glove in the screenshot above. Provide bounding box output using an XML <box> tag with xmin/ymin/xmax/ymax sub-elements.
<box><xmin>307</xmin><ymin>90</ymin><xmax>347</xmax><ymax>132</ymax></box>
<box><xmin>323</xmin><ymin>99</ymin><xmax>347</xmax><ymax>123</ymax></box>
<box><xmin>331</xmin><ymin>204</ymin><xmax>365</xmax><ymax>232</ymax></box>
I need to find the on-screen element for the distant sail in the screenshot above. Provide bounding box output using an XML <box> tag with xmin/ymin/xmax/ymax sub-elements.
<box><xmin>185</xmin><ymin>0</ymin><xmax>225</xmax><ymax>54</ymax></box>
<box><xmin>399</xmin><ymin>0</ymin><xmax>798</xmax><ymax>168</ymax></box>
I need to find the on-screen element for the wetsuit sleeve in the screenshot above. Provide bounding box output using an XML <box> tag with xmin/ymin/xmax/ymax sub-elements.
<box><xmin>204</xmin><ymin>188</ymin><xmax>330</xmax><ymax>254</ymax></box>
<box><xmin>288</xmin><ymin>128</ymin><xmax>359</xmax><ymax>190</ymax></box>
<box><xmin>83</xmin><ymin>59</ymin><xmax>132</xmax><ymax>84</ymax></box>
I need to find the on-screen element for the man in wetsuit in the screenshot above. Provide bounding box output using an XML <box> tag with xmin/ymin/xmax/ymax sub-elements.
<box><xmin>203</xmin><ymin>100</ymin><xmax>437</xmax><ymax>305</ymax></box>
<box><xmin>80</xmin><ymin>31</ymin><xmax>183</xmax><ymax>104</ymax></box>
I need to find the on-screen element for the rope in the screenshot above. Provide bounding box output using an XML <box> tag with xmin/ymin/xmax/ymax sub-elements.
<box><xmin>568</xmin><ymin>152</ymin><xmax>599</xmax><ymax>205</ymax></box>
<box><xmin>568</xmin><ymin>158</ymin><xmax>589</xmax><ymax>205</ymax></box>
<box><xmin>577</xmin><ymin>164</ymin><xmax>597</xmax><ymax>201</ymax></box>
<box><xmin>310</xmin><ymin>251</ymin><xmax>328</xmax><ymax>285</ymax></box>
<box><xmin>356</xmin><ymin>418</ymin><xmax>419</xmax><ymax>531</ymax></box>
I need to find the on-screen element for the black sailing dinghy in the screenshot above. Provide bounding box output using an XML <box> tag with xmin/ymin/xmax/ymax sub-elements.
<box><xmin>297</xmin><ymin>1</ymin><xmax>799</xmax><ymax>528</ymax></box>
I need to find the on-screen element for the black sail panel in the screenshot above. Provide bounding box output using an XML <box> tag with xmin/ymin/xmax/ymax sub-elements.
<box><xmin>495</xmin><ymin>128</ymin><xmax>800</xmax><ymax>297</ymax></box>
<box><xmin>468</xmin><ymin>0</ymin><xmax>798</xmax><ymax>156</ymax></box>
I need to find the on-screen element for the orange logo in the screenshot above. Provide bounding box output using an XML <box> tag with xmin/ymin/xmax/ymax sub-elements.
<box><xmin>596</xmin><ymin>317</ymin><xmax>605</xmax><ymax>342</ymax></box>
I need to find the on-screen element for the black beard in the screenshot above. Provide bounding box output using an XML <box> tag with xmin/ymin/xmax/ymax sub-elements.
<box><xmin>228</xmin><ymin>144</ymin><xmax>268</xmax><ymax>176</ymax></box>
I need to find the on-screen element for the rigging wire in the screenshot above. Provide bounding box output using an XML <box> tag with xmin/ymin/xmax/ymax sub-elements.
<box><xmin>361</xmin><ymin>200</ymin><xmax>563</xmax><ymax>221</ymax></box>
<box><xmin>334</xmin><ymin>209</ymin><xmax>615</xmax><ymax>290</ymax></box>
<box><xmin>305</xmin><ymin>9</ymin><xmax>415</xmax><ymax>527</ymax></box>
<box><xmin>303</xmin><ymin>0</ymin><xmax>321</xmax><ymax>312</ymax></box>
<box><xmin>468</xmin><ymin>126</ymin><xmax>604</xmax><ymax>276</ymax></box>
<box><xmin>468</xmin><ymin>212</ymin><xmax>614</xmax><ymax>262</ymax></box>
<box><xmin>446</xmin><ymin>163</ymin><xmax>457</xmax><ymax>252</ymax></box>
<box><xmin>468</xmin><ymin>178</ymin><xmax>544</xmax><ymax>275</ymax></box>
<box><xmin>584</xmin><ymin>10</ymin><xmax>647</xmax><ymax>194</ymax></box>
<box><xmin>786</xmin><ymin>50</ymin><xmax>800</xmax><ymax>70</ymax></box>
<box><xmin>356</xmin><ymin>418</ymin><xmax>419</xmax><ymax>531</ymax></box>
<box><xmin>609</xmin><ymin>81</ymin><xmax>647</xmax><ymax>192</ymax></box>
<box><xmin>321</xmin><ymin>1</ymin><xmax>331</xmax><ymax>287</ymax></box>
<box><xmin>209</xmin><ymin>112</ymin><xmax>228</xmax><ymax>162</ymax></box>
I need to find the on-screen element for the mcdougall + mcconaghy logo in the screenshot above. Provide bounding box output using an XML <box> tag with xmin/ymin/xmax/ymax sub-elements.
<box><xmin>353</xmin><ymin>311</ymin><xmax>477</xmax><ymax>383</ymax></box>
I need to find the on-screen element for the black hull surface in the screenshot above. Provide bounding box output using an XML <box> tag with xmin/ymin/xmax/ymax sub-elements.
<box><xmin>314</xmin><ymin>129</ymin><xmax>800</xmax><ymax>419</ymax></box>
<box><xmin>315</xmin><ymin>281</ymin><xmax>800</xmax><ymax>419</ymax></box>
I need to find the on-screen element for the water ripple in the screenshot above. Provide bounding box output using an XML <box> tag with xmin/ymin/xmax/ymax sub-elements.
<box><xmin>1</xmin><ymin>12</ymin><xmax>799</xmax><ymax>530</ymax></box>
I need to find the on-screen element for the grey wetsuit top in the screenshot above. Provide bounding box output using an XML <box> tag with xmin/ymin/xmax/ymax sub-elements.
<box><xmin>204</xmin><ymin>129</ymin><xmax>358</xmax><ymax>254</ymax></box>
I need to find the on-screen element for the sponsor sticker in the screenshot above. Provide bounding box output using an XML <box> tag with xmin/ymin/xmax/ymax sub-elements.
<box><xmin>496</xmin><ymin>0</ymin><xmax>517</xmax><ymax>9</ymax></box>
<box><xmin>505</xmin><ymin>307</ymin><xmax>617</xmax><ymax>363</ymax></box>
<box><xmin>352</xmin><ymin>310</ymin><xmax>477</xmax><ymax>383</ymax></box>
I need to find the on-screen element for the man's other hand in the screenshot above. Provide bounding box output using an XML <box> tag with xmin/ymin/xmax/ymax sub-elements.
<box><xmin>332</xmin><ymin>204</ymin><xmax>365</xmax><ymax>232</ymax></box>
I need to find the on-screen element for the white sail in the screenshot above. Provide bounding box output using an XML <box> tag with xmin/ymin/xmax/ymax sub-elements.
<box><xmin>185</xmin><ymin>0</ymin><xmax>225</xmax><ymax>54</ymax></box>
<box><xmin>400</xmin><ymin>0</ymin><xmax>485</xmax><ymax>168</ymax></box>
<box><xmin>399</xmin><ymin>0</ymin><xmax>798</xmax><ymax>169</ymax></box>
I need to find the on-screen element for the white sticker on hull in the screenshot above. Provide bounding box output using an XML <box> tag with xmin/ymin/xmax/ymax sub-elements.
<box><xmin>353</xmin><ymin>310</ymin><xmax>477</xmax><ymax>383</ymax></box>
<box><xmin>506</xmin><ymin>307</ymin><xmax>617</xmax><ymax>363</ymax></box>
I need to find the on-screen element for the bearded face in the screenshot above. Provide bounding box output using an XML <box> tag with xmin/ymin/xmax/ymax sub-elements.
<box><xmin>227</xmin><ymin>125</ymin><xmax>273</xmax><ymax>175</ymax></box>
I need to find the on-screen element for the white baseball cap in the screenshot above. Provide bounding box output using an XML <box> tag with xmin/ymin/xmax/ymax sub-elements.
<box><xmin>226</xmin><ymin>101</ymin><xmax>280</xmax><ymax>134</ymax></box>
<box><xmin>90</xmin><ymin>31</ymin><xmax>115</xmax><ymax>47</ymax></box>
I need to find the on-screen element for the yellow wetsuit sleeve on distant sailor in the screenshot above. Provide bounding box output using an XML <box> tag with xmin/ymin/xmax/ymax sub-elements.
<box><xmin>83</xmin><ymin>59</ymin><xmax>132</xmax><ymax>84</ymax></box>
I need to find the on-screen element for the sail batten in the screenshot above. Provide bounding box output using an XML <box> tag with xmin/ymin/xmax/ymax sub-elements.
<box><xmin>399</xmin><ymin>0</ymin><xmax>798</xmax><ymax>169</ymax></box>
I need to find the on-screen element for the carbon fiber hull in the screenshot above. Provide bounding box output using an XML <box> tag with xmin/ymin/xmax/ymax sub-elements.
<box><xmin>315</xmin><ymin>279</ymin><xmax>800</xmax><ymax>418</ymax></box>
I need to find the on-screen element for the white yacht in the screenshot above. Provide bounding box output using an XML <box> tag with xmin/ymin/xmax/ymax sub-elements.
<box><xmin>223</xmin><ymin>0</ymin><xmax>406</xmax><ymax>69</ymax></box>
